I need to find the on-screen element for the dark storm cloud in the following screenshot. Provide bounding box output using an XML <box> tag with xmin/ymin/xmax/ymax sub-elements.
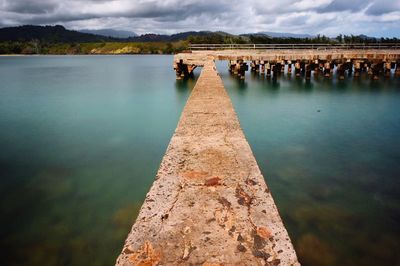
<box><xmin>0</xmin><ymin>0</ymin><xmax>399</xmax><ymax>36</ymax></box>
<box><xmin>317</xmin><ymin>0</ymin><xmax>372</xmax><ymax>13</ymax></box>
<box><xmin>3</xmin><ymin>0</ymin><xmax>58</xmax><ymax>14</ymax></box>
<box><xmin>365</xmin><ymin>1</ymin><xmax>400</xmax><ymax>15</ymax></box>
<box><xmin>1</xmin><ymin>0</ymin><xmax>231</xmax><ymax>24</ymax></box>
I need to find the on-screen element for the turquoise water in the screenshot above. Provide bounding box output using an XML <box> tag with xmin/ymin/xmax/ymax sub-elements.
<box><xmin>216</xmin><ymin>62</ymin><xmax>400</xmax><ymax>266</ymax></box>
<box><xmin>0</xmin><ymin>55</ymin><xmax>195</xmax><ymax>265</ymax></box>
<box><xmin>0</xmin><ymin>56</ymin><xmax>399</xmax><ymax>265</ymax></box>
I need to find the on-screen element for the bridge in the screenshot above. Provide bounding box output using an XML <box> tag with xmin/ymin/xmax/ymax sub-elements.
<box><xmin>116</xmin><ymin>44</ymin><xmax>400</xmax><ymax>265</ymax></box>
<box><xmin>174</xmin><ymin>43</ymin><xmax>400</xmax><ymax>80</ymax></box>
<box><xmin>117</xmin><ymin>59</ymin><xmax>299</xmax><ymax>265</ymax></box>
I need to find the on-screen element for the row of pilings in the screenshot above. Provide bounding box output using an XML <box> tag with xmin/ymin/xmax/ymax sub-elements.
<box><xmin>228</xmin><ymin>59</ymin><xmax>400</xmax><ymax>80</ymax></box>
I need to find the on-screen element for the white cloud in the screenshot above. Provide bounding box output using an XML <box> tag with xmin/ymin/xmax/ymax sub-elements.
<box><xmin>0</xmin><ymin>0</ymin><xmax>399</xmax><ymax>37</ymax></box>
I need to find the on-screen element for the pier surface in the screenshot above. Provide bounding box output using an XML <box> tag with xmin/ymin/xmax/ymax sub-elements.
<box><xmin>175</xmin><ymin>48</ymin><xmax>400</xmax><ymax>66</ymax></box>
<box><xmin>173</xmin><ymin>47</ymin><xmax>400</xmax><ymax>80</ymax></box>
<box><xmin>116</xmin><ymin>60</ymin><xmax>299</xmax><ymax>265</ymax></box>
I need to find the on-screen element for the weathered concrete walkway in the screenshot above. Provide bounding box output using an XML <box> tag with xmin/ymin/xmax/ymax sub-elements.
<box><xmin>116</xmin><ymin>60</ymin><xmax>299</xmax><ymax>265</ymax></box>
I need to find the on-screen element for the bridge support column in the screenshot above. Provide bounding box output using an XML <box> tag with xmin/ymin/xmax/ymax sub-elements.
<box><xmin>228</xmin><ymin>61</ymin><xmax>235</xmax><ymax>74</ymax></box>
<box><xmin>371</xmin><ymin>62</ymin><xmax>382</xmax><ymax>80</ymax></box>
<box><xmin>250</xmin><ymin>61</ymin><xmax>256</xmax><ymax>72</ymax></box>
<box><xmin>275</xmin><ymin>62</ymin><xmax>282</xmax><ymax>75</ymax></box>
<box><xmin>354</xmin><ymin>62</ymin><xmax>361</xmax><ymax>77</ymax></box>
<box><xmin>305</xmin><ymin>63</ymin><xmax>311</xmax><ymax>80</ymax></box>
<box><xmin>266</xmin><ymin>62</ymin><xmax>271</xmax><ymax>77</ymax></box>
<box><xmin>236</xmin><ymin>60</ymin><xmax>248</xmax><ymax>80</ymax></box>
<box><xmin>396</xmin><ymin>61</ymin><xmax>400</xmax><ymax>76</ymax></box>
<box><xmin>324</xmin><ymin>62</ymin><xmax>331</xmax><ymax>78</ymax></box>
<box><xmin>272</xmin><ymin>64</ymin><xmax>277</xmax><ymax>81</ymax></box>
<box><xmin>337</xmin><ymin>63</ymin><xmax>345</xmax><ymax>80</ymax></box>
<box><xmin>281</xmin><ymin>60</ymin><xmax>285</xmax><ymax>73</ymax></box>
<box><xmin>260</xmin><ymin>61</ymin><xmax>265</xmax><ymax>74</ymax></box>
<box><xmin>300</xmin><ymin>62</ymin><xmax>306</xmax><ymax>75</ymax></box>
<box><xmin>295</xmin><ymin>61</ymin><xmax>301</xmax><ymax>77</ymax></box>
<box><xmin>313</xmin><ymin>60</ymin><xmax>319</xmax><ymax>76</ymax></box>
<box><xmin>233</xmin><ymin>60</ymin><xmax>240</xmax><ymax>75</ymax></box>
<box><xmin>385</xmin><ymin>62</ymin><xmax>391</xmax><ymax>77</ymax></box>
<box><xmin>174</xmin><ymin>59</ymin><xmax>196</xmax><ymax>79</ymax></box>
<box><xmin>287</xmin><ymin>60</ymin><xmax>292</xmax><ymax>75</ymax></box>
<box><xmin>318</xmin><ymin>62</ymin><xmax>324</xmax><ymax>76</ymax></box>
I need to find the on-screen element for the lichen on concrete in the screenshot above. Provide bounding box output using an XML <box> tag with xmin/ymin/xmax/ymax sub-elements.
<box><xmin>116</xmin><ymin>60</ymin><xmax>299</xmax><ymax>266</ymax></box>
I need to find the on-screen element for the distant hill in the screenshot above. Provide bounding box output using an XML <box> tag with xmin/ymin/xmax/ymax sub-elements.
<box><xmin>127</xmin><ymin>31</ymin><xmax>230</xmax><ymax>42</ymax></box>
<box><xmin>0</xmin><ymin>26</ymin><xmax>230</xmax><ymax>43</ymax></box>
<box><xmin>79</xmin><ymin>29</ymin><xmax>137</xmax><ymax>38</ymax></box>
<box><xmin>0</xmin><ymin>25</ymin><xmax>114</xmax><ymax>42</ymax></box>
<box><xmin>254</xmin><ymin>32</ymin><xmax>315</xmax><ymax>38</ymax></box>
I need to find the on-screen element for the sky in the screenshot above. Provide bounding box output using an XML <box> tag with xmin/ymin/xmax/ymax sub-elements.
<box><xmin>0</xmin><ymin>0</ymin><xmax>399</xmax><ymax>37</ymax></box>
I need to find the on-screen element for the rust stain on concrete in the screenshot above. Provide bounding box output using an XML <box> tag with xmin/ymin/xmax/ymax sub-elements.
<box><xmin>116</xmin><ymin>60</ymin><xmax>299</xmax><ymax>265</ymax></box>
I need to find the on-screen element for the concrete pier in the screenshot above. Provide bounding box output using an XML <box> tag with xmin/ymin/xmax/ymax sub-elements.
<box><xmin>174</xmin><ymin>47</ymin><xmax>400</xmax><ymax>80</ymax></box>
<box><xmin>117</xmin><ymin>60</ymin><xmax>299</xmax><ymax>265</ymax></box>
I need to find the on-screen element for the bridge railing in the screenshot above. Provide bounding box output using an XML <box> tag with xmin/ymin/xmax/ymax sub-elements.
<box><xmin>189</xmin><ymin>43</ymin><xmax>400</xmax><ymax>51</ymax></box>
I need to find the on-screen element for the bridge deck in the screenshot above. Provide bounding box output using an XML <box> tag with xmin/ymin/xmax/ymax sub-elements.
<box><xmin>116</xmin><ymin>60</ymin><xmax>299</xmax><ymax>265</ymax></box>
<box><xmin>175</xmin><ymin>49</ymin><xmax>400</xmax><ymax>66</ymax></box>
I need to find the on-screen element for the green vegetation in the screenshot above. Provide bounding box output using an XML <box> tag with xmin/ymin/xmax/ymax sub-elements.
<box><xmin>0</xmin><ymin>25</ymin><xmax>399</xmax><ymax>55</ymax></box>
<box><xmin>0</xmin><ymin>41</ymin><xmax>189</xmax><ymax>55</ymax></box>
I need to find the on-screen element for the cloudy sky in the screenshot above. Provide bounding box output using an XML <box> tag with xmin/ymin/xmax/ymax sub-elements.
<box><xmin>0</xmin><ymin>0</ymin><xmax>399</xmax><ymax>37</ymax></box>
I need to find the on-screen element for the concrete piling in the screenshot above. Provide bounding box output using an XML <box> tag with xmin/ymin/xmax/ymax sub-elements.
<box><xmin>287</xmin><ymin>60</ymin><xmax>292</xmax><ymax>75</ymax></box>
<box><xmin>396</xmin><ymin>61</ymin><xmax>400</xmax><ymax>76</ymax></box>
<box><xmin>305</xmin><ymin>63</ymin><xmax>311</xmax><ymax>80</ymax></box>
<box><xmin>266</xmin><ymin>62</ymin><xmax>271</xmax><ymax>77</ymax></box>
<box><xmin>385</xmin><ymin>62</ymin><xmax>391</xmax><ymax>77</ymax></box>
<box><xmin>337</xmin><ymin>63</ymin><xmax>345</xmax><ymax>80</ymax></box>
<box><xmin>354</xmin><ymin>61</ymin><xmax>361</xmax><ymax>77</ymax></box>
<box><xmin>260</xmin><ymin>61</ymin><xmax>265</xmax><ymax>74</ymax></box>
<box><xmin>324</xmin><ymin>62</ymin><xmax>331</xmax><ymax>78</ymax></box>
<box><xmin>295</xmin><ymin>61</ymin><xmax>301</xmax><ymax>77</ymax></box>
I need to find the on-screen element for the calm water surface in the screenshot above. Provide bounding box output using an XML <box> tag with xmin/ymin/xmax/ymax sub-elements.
<box><xmin>0</xmin><ymin>55</ymin><xmax>399</xmax><ymax>265</ymax></box>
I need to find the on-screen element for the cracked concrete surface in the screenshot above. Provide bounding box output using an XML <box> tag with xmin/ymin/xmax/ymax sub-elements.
<box><xmin>116</xmin><ymin>60</ymin><xmax>299</xmax><ymax>266</ymax></box>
